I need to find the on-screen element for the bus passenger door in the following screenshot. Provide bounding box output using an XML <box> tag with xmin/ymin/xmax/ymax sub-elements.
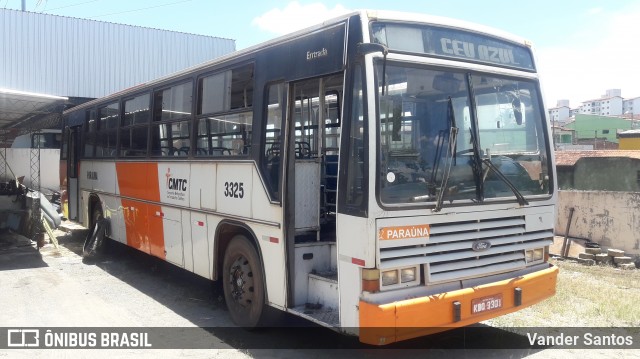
<box><xmin>287</xmin><ymin>74</ymin><xmax>343</xmax><ymax>311</ymax></box>
<box><xmin>66</xmin><ymin>126</ymin><xmax>81</xmax><ymax>220</ymax></box>
<box><xmin>290</xmin><ymin>74</ymin><xmax>343</xmax><ymax>240</ymax></box>
<box><xmin>291</xmin><ymin>79</ymin><xmax>322</xmax><ymax>237</ymax></box>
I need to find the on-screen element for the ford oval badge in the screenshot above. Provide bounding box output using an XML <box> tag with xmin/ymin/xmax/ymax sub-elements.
<box><xmin>472</xmin><ymin>240</ymin><xmax>492</xmax><ymax>252</ymax></box>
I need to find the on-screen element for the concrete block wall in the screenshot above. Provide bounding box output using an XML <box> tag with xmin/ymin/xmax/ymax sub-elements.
<box><xmin>556</xmin><ymin>190</ymin><xmax>640</xmax><ymax>255</ymax></box>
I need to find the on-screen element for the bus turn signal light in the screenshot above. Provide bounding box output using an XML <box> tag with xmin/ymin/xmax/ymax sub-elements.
<box><xmin>362</xmin><ymin>268</ymin><xmax>380</xmax><ymax>292</ymax></box>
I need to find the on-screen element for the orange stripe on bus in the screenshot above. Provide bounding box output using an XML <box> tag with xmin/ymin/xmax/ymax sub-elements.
<box><xmin>121</xmin><ymin>198</ymin><xmax>150</xmax><ymax>254</ymax></box>
<box><xmin>117</xmin><ymin>162</ymin><xmax>165</xmax><ymax>259</ymax></box>
<box><xmin>116</xmin><ymin>162</ymin><xmax>160</xmax><ymax>202</ymax></box>
<box><xmin>147</xmin><ymin>202</ymin><xmax>165</xmax><ymax>259</ymax></box>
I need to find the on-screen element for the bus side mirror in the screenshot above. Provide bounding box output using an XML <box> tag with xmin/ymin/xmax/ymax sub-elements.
<box><xmin>357</xmin><ymin>43</ymin><xmax>388</xmax><ymax>56</ymax></box>
<box><xmin>357</xmin><ymin>43</ymin><xmax>390</xmax><ymax>95</ymax></box>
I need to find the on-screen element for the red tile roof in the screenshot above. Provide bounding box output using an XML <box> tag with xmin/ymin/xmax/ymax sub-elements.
<box><xmin>555</xmin><ymin>150</ymin><xmax>640</xmax><ymax>166</ymax></box>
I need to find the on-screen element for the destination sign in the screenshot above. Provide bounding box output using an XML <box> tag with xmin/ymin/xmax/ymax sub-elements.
<box><xmin>372</xmin><ymin>23</ymin><xmax>535</xmax><ymax>71</ymax></box>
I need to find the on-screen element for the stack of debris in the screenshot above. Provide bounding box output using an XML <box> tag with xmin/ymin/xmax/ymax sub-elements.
<box><xmin>578</xmin><ymin>248</ymin><xmax>637</xmax><ymax>270</ymax></box>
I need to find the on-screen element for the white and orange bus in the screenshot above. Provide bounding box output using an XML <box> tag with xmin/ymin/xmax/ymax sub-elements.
<box><xmin>60</xmin><ymin>10</ymin><xmax>558</xmax><ymax>345</ymax></box>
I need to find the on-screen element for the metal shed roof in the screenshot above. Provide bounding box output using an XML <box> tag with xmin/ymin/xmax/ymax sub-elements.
<box><xmin>0</xmin><ymin>88</ymin><xmax>68</xmax><ymax>133</ymax></box>
<box><xmin>1</xmin><ymin>8</ymin><xmax>235</xmax><ymax>99</ymax></box>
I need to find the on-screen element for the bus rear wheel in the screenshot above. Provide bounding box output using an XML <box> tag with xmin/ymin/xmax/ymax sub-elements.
<box><xmin>222</xmin><ymin>235</ymin><xmax>265</xmax><ymax>327</ymax></box>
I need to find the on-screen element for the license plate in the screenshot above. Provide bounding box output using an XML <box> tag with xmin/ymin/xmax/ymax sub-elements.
<box><xmin>471</xmin><ymin>294</ymin><xmax>503</xmax><ymax>314</ymax></box>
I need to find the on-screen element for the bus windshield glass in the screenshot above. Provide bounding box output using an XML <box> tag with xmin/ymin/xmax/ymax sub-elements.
<box><xmin>377</xmin><ymin>63</ymin><xmax>551</xmax><ymax>206</ymax></box>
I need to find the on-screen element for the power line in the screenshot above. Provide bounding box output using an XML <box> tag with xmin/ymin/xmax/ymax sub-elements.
<box><xmin>42</xmin><ymin>0</ymin><xmax>100</xmax><ymax>13</ymax></box>
<box><xmin>31</xmin><ymin>0</ymin><xmax>46</xmax><ymax>11</ymax></box>
<box><xmin>87</xmin><ymin>0</ymin><xmax>191</xmax><ymax>19</ymax></box>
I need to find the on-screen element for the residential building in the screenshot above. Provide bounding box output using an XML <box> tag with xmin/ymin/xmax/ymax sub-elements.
<box><xmin>562</xmin><ymin>114</ymin><xmax>639</xmax><ymax>146</ymax></box>
<box><xmin>569</xmin><ymin>108</ymin><xmax>580</xmax><ymax>117</ymax></box>
<box><xmin>623</xmin><ymin>97</ymin><xmax>640</xmax><ymax>119</ymax></box>
<box><xmin>548</xmin><ymin>99</ymin><xmax>571</xmax><ymax>125</ymax></box>
<box><xmin>578</xmin><ymin>89</ymin><xmax>623</xmax><ymax>116</ymax></box>
<box><xmin>551</xmin><ymin>125</ymin><xmax>574</xmax><ymax>146</ymax></box>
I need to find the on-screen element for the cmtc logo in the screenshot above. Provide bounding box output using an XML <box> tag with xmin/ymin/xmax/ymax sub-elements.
<box><xmin>8</xmin><ymin>329</ymin><xmax>39</xmax><ymax>347</ymax></box>
<box><xmin>165</xmin><ymin>168</ymin><xmax>188</xmax><ymax>192</ymax></box>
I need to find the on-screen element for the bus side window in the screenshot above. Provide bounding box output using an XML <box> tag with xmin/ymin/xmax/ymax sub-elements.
<box><xmin>121</xmin><ymin>93</ymin><xmax>150</xmax><ymax>157</ymax></box>
<box><xmin>97</xmin><ymin>102</ymin><xmax>119</xmax><ymax>157</ymax></box>
<box><xmin>196</xmin><ymin>64</ymin><xmax>254</xmax><ymax>157</ymax></box>
<box><xmin>151</xmin><ymin>82</ymin><xmax>193</xmax><ymax>157</ymax></box>
<box><xmin>262</xmin><ymin>83</ymin><xmax>285</xmax><ymax>198</ymax></box>
<box><xmin>195</xmin><ymin>111</ymin><xmax>252</xmax><ymax>157</ymax></box>
<box><xmin>84</xmin><ymin>109</ymin><xmax>97</xmax><ymax>158</ymax></box>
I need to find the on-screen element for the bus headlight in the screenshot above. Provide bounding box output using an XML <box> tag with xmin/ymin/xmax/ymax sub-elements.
<box><xmin>380</xmin><ymin>266</ymin><xmax>420</xmax><ymax>289</ymax></box>
<box><xmin>525</xmin><ymin>250</ymin><xmax>533</xmax><ymax>263</ymax></box>
<box><xmin>533</xmin><ymin>248</ymin><xmax>544</xmax><ymax>261</ymax></box>
<box><xmin>381</xmin><ymin>270</ymin><xmax>399</xmax><ymax>286</ymax></box>
<box><xmin>401</xmin><ymin>267</ymin><xmax>416</xmax><ymax>283</ymax></box>
<box><xmin>525</xmin><ymin>248</ymin><xmax>545</xmax><ymax>263</ymax></box>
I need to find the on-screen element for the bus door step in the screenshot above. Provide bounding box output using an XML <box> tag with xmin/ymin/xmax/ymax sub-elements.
<box><xmin>289</xmin><ymin>305</ymin><xmax>340</xmax><ymax>329</ymax></box>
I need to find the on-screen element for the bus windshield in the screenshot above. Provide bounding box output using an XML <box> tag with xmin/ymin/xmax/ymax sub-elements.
<box><xmin>377</xmin><ymin>63</ymin><xmax>551</xmax><ymax>206</ymax></box>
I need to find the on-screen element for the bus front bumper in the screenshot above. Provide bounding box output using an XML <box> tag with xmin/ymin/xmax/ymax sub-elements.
<box><xmin>359</xmin><ymin>264</ymin><xmax>558</xmax><ymax>345</ymax></box>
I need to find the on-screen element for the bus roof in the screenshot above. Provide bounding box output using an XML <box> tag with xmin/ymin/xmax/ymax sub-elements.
<box><xmin>63</xmin><ymin>9</ymin><xmax>532</xmax><ymax>115</ymax></box>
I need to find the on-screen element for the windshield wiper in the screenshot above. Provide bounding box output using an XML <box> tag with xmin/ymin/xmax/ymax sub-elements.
<box><xmin>482</xmin><ymin>158</ymin><xmax>529</xmax><ymax>206</ymax></box>
<box><xmin>468</xmin><ymin>126</ymin><xmax>484</xmax><ymax>201</ymax></box>
<box><xmin>432</xmin><ymin>127</ymin><xmax>458</xmax><ymax>212</ymax></box>
<box><xmin>433</xmin><ymin>97</ymin><xmax>458</xmax><ymax>212</ymax></box>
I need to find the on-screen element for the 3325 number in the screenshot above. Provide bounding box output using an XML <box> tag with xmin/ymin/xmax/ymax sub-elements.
<box><xmin>224</xmin><ymin>182</ymin><xmax>244</xmax><ymax>198</ymax></box>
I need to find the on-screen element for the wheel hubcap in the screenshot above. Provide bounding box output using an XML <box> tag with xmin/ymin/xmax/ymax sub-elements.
<box><xmin>229</xmin><ymin>256</ymin><xmax>253</xmax><ymax>306</ymax></box>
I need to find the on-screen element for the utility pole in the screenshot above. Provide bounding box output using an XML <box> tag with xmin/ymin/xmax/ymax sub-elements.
<box><xmin>552</xmin><ymin>117</ymin><xmax>557</xmax><ymax>150</ymax></box>
<box><xmin>22</xmin><ymin>0</ymin><xmax>26</xmax><ymax>11</ymax></box>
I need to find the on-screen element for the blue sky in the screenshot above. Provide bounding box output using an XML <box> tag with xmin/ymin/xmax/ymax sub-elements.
<box><xmin>4</xmin><ymin>0</ymin><xmax>640</xmax><ymax>108</ymax></box>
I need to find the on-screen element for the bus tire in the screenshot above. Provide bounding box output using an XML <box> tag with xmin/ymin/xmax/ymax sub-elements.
<box><xmin>222</xmin><ymin>234</ymin><xmax>265</xmax><ymax>328</ymax></box>
<box><xmin>83</xmin><ymin>218</ymin><xmax>106</xmax><ymax>258</ymax></box>
<box><xmin>89</xmin><ymin>201</ymin><xmax>103</xmax><ymax>230</ymax></box>
<box><xmin>83</xmin><ymin>205</ymin><xmax>106</xmax><ymax>258</ymax></box>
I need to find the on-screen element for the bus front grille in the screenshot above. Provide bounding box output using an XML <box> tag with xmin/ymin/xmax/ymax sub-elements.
<box><xmin>379</xmin><ymin>216</ymin><xmax>553</xmax><ymax>284</ymax></box>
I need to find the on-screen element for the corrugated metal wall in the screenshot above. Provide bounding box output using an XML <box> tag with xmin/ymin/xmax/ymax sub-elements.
<box><xmin>0</xmin><ymin>9</ymin><xmax>235</xmax><ymax>98</ymax></box>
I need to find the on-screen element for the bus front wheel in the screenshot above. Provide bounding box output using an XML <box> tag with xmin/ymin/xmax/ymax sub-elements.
<box><xmin>222</xmin><ymin>235</ymin><xmax>265</xmax><ymax>327</ymax></box>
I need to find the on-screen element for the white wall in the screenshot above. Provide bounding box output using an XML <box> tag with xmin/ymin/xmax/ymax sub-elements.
<box><xmin>610</xmin><ymin>97</ymin><xmax>623</xmax><ymax>116</ymax></box>
<box><xmin>623</xmin><ymin>98</ymin><xmax>640</xmax><ymax>117</ymax></box>
<box><xmin>1</xmin><ymin>149</ymin><xmax>60</xmax><ymax>191</ymax></box>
